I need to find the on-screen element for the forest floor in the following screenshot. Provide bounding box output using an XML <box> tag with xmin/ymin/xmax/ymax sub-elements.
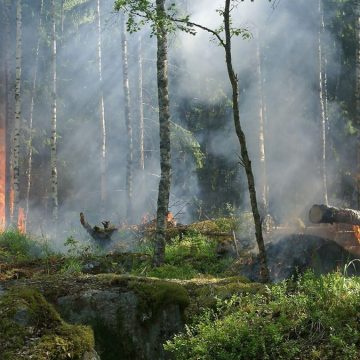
<box><xmin>0</xmin><ymin>226</ymin><xmax>359</xmax><ymax>360</ymax></box>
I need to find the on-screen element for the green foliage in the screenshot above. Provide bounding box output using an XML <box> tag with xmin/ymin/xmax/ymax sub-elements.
<box><xmin>61</xmin><ymin>236</ymin><xmax>93</xmax><ymax>274</ymax></box>
<box><xmin>114</xmin><ymin>0</ymin><xmax>194</xmax><ymax>36</ymax></box>
<box><xmin>165</xmin><ymin>271</ymin><xmax>360</xmax><ymax>359</ymax></box>
<box><xmin>134</xmin><ymin>233</ymin><xmax>233</xmax><ymax>279</ymax></box>
<box><xmin>0</xmin><ymin>230</ymin><xmax>46</xmax><ymax>263</ymax></box>
<box><xmin>171</xmin><ymin>121</ymin><xmax>205</xmax><ymax>169</ymax></box>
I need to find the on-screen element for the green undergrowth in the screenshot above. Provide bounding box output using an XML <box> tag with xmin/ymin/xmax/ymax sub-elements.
<box><xmin>165</xmin><ymin>271</ymin><xmax>360</xmax><ymax>360</ymax></box>
<box><xmin>132</xmin><ymin>233</ymin><xmax>234</xmax><ymax>279</ymax></box>
<box><xmin>0</xmin><ymin>230</ymin><xmax>47</xmax><ymax>263</ymax></box>
<box><xmin>0</xmin><ymin>286</ymin><xmax>95</xmax><ymax>360</ymax></box>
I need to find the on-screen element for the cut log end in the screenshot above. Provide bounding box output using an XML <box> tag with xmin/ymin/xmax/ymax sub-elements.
<box><xmin>309</xmin><ymin>204</ymin><xmax>360</xmax><ymax>226</ymax></box>
<box><xmin>309</xmin><ymin>205</ymin><xmax>324</xmax><ymax>224</ymax></box>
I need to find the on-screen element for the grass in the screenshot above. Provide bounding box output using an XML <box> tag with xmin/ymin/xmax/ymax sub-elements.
<box><xmin>0</xmin><ymin>230</ymin><xmax>47</xmax><ymax>263</ymax></box>
<box><xmin>165</xmin><ymin>271</ymin><xmax>360</xmax><ymax>360</ymax></box>
<box><xmin>132</xmin><ymin>233</ymin><xmax>233</xmax><ymax>279</ymax></box>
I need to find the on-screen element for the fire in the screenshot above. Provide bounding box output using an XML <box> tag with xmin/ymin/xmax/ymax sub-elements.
<box><xmin>352</xmin><ymin>225</ymin><xmax>360</xmax><ymax>243</ymax></box>
<box><xmin>18</xmin><ymin>207</ymin><xmax>26</xmax><ymax>234</ymax></box>
<box><xmin>0</xmin><ymin>128</ymin><xmax>5</xmax><ymax>231</ymax></box>
<box><xmin>167</xmin><ymin>211</ymin><xmax>176</xmax><ymax>226</ymax></box>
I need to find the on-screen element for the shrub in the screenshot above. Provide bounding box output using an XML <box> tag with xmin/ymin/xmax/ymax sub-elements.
<box><xmin>165</xmin><ymin>271</ymin><xmax>360</xmax><ymax>359</ymax></box>
<box><xmin>0</xmin><ymin>230</ymin><xmax>45</xmax><ymax>262</ymax></box>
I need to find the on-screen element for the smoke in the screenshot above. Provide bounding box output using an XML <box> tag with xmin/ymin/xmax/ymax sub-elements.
<box><xmin>0</xmin><ymin>0</ymin><xmax>348</xmax><ymax>245</ymax></box>
<box><xmin>173</xmin><ymin>0</ymin><xmax>342</xmax><ymax>223</ymax></box>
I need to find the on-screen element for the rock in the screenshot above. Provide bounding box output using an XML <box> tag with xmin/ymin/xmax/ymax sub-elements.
<box><xmin>55</xmin><ymin>275</ymin><xmax>189</xmax><ymax>360</ymax></box>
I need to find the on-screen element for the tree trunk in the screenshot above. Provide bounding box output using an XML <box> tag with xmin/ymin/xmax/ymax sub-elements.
<box><xmin>356</xmin><ymin>0</ymin><xmax>360</xmax><ymax>209</ymax></box>
<box><xmin>309</xmin><ymin>204</ymin><xmax>360</xmax><ymax>226</ymax></box>
<box><xmin>11</xmin><ymin>0</ymin><xmax>22</xmax><ymax>228</ymax></box>
<box><xmin>96</xmin><ymin>0</ymin><xmax>106</xmax><ymax>214</ymax></box>
<box><xmin>121</xmin><ymin>13</ymin><xmax>133</xmax><ymax>221</ymax></box>
<box><xmin>223</xmin><ymin>0</ymin><xmax>269</xmax><ymax>282</ymax></box>
<box><xmin>25</xmin><ymin>0</ymin><xmax>44</xmax><ymax>227</ymax></box>
<box><xmin>138</xmin><ymin>35</ymin><xmax>145</xmax><ymax>172</ymax></box>
<box><xmin>255</xmin><ymin>29</ymin><xmax>268</xmax><ymax>217</ymax></box>
<box><xmin>318</xmin><ymin>0</ymin><xmax>328</xmax><ymax>205</ymax></box>
<box><xmin>50</xmin><ymin>0</ymin><xmax>58</xmax><ymax>225</ymax></box>
<box><xmin>153</xmin><ymin>0</ymin><xmax>172</xmax><ymax>267</ymax></box>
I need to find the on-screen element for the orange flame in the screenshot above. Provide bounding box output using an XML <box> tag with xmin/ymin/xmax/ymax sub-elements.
<box><xmin>18</xmin><ymin>207</ymin><xmax>26</xmax><ymax>234</ymax></box>
<box><xmin>352</xmin><ymin>225</ymin><xmax>360</xmax><ymax>243</ymax></box>
<box><xmin>167</xmin><ymin>211</ymin><xmax>176</xmax><ymax>226</ymax></box>
<box><xmin>0</xmin><ymin>128</ymin><xmax>5</xmax><ymax>232</ymax></box>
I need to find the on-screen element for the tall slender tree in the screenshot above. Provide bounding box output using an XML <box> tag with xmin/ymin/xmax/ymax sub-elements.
<box><xmin>115</xmin><ymin>0</ymin><xmax>173</xmax><ymax>266</ymax></box>
<box><xmin>121</xmin><ymin>12</ymin><xmax>133</xmax><ymax>221</ymax></box>
<box><xmin>50</xmin><ymin>0</ymin><xmax>59</xmax><ymax>224</ymax></box>
<box><xmin>153</xmin><ymin>0</ymin><xmax>172</xmax><ymax>266</ymax></box>
<box><xmin>3</xmin><ymin>0</ymin><xmax>14</xmax><ymax>228</ymax></box>
<box><xmin>138</xmin><ymin>35</ymin><xmax>145</xmax><ymax>172</ymax></box>
<box><xmin>356</xmin><ymin>0</ymin><xmax>360</xmax><ymax>208</ymax></box>
<box><xmin>174</xmin><ymin>0</ymin><xmax>270</xmax><ymax>282</ymax></box>
<box><xmin>96</xmin><ymin>0</ymin><xmax>107</xmax><ymax>214</ymax></box>
<box><xmin>255</xmin><ymin>29</ymin><xmax>268</xmax><ymax>217</ymax></box>
<box><xmin>25</xmin><ymin>0</ymin><xmax>45</xmax><ymax>226</ymax></box>
<box><xmin>318</xmin><ymin>0</ymin><xmax>329</xmax><ymax>205</ymax></box>
<box><xmin>11</xmin><ymin>0</ymin><xmax>22</xmax><ymax>228</ymax></box>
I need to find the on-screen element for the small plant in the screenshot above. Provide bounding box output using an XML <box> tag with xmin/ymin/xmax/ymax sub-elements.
<box><xmin>165</xmin><ymin>271</ymin><xmax>360</xmax><ymax>359</ymax></box>
<box><xmin>0</xmin><ymin>230</ymin><xmax>45</xmax><ymax>262</ymax></box>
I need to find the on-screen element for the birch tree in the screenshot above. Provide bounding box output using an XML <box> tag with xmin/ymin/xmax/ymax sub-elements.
<box><xmin>96</xmin><ymin>0</ymin><xmax>107</xmax><ymax>214</ymax></box>
<box><xmin>50</xmin><ymin>0</ymin><xmax>58</xmax><ymax>224</ymax></box>
<box><xmin>11</xmin><ymin>0</ymin><xmax>22</xmax><ymax>228</ymax></box>
<box><xmin>255</xmin><ymin>29</ymin><xmax>268</xmax><ymax>218</ymax></box>
<box><xmin>138</xmin><ymin>35</ymin><xmax>145</xmax><ymax>172</ymax></box>
<box><xmin>121</xmin><ymin>12</ymin><xmax>133</xmax><ymax>221</ymax></box>
<box><xmin>25</xmin><ymin>0</ymin><xmax>44</xmax><ymax>226</ymax></box>
<box><xmin>318</xmin><ymin>0</ymin><xmax>329</xmax><ymax>205</ymax></box>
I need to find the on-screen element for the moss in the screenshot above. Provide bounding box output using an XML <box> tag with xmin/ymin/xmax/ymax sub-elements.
<box><xmin>128</xmin><ymin>278</ymin><xmax>190</xmax><ymax>323</ymax></box>
<box><xmin>179</xmin><ymin>276</ymin><xmax>264</xmax><ymax>321</ymax></box>
<box><xmin>0</xmin><ymin>286</ymin><xmax>95</xmax><ymax>359</ymax></box>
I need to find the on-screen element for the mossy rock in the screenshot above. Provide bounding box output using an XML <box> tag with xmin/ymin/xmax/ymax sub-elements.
<box><xmin>0</xmin><ymin>287</ymin><xmax>96</xmax><ymax>360</ymax></box>
<box><xmin>179</xmin><ymin>276</ymin><xmax>264</xmax><ymax>321</ymax></box>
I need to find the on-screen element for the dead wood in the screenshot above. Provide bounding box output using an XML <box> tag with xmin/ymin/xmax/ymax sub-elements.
<box><xmin>309</xmin><ymin>204</ymin><xmax>360</xmax><ymax>226</ymax></box>
<box><xmin>80</xmin><ymin>212</ymin><xmax>118</xmax><ymax>242</ymax></box>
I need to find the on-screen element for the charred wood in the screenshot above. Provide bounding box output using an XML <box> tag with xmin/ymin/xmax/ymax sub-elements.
<box><xmin>80</xmin><ymin>212</ymin><xmax>118</xmax><ymax>243</ymax></box>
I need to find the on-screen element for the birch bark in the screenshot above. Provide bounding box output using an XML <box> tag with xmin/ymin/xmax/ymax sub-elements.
<box><xmin>121</xmin><ymin>13</ymin><xmax>133</xmax><ymax>220</ymax></box>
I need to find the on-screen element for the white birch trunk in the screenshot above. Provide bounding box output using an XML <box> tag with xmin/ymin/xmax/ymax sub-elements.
<box><xmin>256</xmin><ymin>30</ymin><xmax>268</xmax><ymax>217</ymax></box>
<box><xmin>96</xmin><ymin>0</ymin><xmax>106</xmax><ymax>213</ymax></box>
<box><xmin>11</xmin><ymin>0</ymin><xmax>22</xmax><ymax>228</ymax></box>
<box><xmin>138</xmin><ymin>35</ymin><xmax>145</xmax><ymax>172</ymax></box>
<box><xmin>121</xmin><ymin>13</ymin><xmax>133</xmax><ymax>220</ymax></box>
<box><xmin>25</xmin><ymin>0</ymin><xmax>44</xmax><ymax>226</ymax></box>
<box><xmin>318</xmin><ymin>0</ymin><xmax>328</xmax><ymax>206</ymax></box>
<box><xmin>50</xmin><ymin>0</ymin><xmax>58</xmax><ymax>223</ymax></box>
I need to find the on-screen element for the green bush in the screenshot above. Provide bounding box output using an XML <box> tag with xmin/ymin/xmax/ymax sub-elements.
<box><xmin>0</xmin><ymin>230</ymin><xmax>45</xmax><ymax>262</ymax></box>
<box><xmin>165</xmin><ymin>271</ymin><xmax>360</xmax><ymax>359</ymax></box>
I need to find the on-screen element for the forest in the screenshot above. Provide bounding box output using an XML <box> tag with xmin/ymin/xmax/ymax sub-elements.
<box><xmin>0</xmin><ymin>0</ymin><xmax>360</xmax><ymax>359</ymax></box>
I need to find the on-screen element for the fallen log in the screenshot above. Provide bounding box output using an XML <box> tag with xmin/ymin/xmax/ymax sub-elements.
<box><xmin>309</xmin><ymin>204</ymin><xmax>360</xmax><ymax>226</ymax></box>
